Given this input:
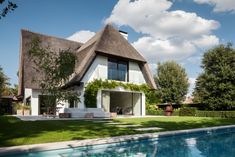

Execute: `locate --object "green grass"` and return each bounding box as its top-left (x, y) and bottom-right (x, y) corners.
top-left (0, 116), bottom-right (235, 147)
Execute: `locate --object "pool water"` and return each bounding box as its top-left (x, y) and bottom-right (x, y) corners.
top-left (6, 127), bottom-right (235, 157)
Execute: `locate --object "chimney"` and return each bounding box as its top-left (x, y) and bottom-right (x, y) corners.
top-left (119, 30), bottom-right (128, 40)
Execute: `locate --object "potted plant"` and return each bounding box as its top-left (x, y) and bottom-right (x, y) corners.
top-left (22, 105), bottom-right (31, 116)
top-left (15, 103), bottom-right (31, 116)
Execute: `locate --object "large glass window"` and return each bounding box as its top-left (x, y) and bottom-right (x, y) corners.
top-left (108, 59), bottom-right (128, 81)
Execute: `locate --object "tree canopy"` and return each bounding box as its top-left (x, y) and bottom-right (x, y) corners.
top-left (193, 44), bottom-right (235, 110)
top-left (155, 61), bottom-right (189, 104)
top-left (0, 66), bottom-right (10, 96)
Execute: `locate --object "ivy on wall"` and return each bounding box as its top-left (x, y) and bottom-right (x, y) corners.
top-left (84, 79), bottom-right (158, 108)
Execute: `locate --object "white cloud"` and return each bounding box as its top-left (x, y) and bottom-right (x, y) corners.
top-left (133, 36), bottom-right (196, 63)
top-left (192, 35), bottom-right (219, 49)
top-left (105, 0), bottom-right (219, 40)
top-left (194, 0), bottom-right (235, 13)
top-left (189, 77), bottom-right (196, 85)
top-left (67, 30), bottom-right (95, 43)
top-left (185, 56), bottom-right (202, 65)
top-left (105, 0), bottom-right (220, 64)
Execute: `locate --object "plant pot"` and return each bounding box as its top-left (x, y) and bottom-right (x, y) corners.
top-left (110, 112), bottom-right (117, 118)
top-left (17, 109), bottom-right (23, 115)
top-left (23, 109), bottom-right (31, 116)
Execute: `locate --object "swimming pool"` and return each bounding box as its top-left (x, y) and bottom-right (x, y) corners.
top-left (4, 126), bottom-right (235, 157)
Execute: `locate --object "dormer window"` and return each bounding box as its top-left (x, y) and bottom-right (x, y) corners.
top-left (108, 58), bottom-right (128, 82)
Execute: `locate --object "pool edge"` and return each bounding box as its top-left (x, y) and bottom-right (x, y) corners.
top-left (1, 124), bottom-right (235, 156)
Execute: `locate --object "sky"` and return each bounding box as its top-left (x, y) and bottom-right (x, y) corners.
top-left (0, 0), bottom-right (235, 95)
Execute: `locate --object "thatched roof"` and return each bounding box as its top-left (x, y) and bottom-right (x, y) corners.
top-left (67, 25), bottom-right (156, 89)
top-left (18, 30), bottom-right (82, 96)
top-left (18, 25), bottom-right (156, 96)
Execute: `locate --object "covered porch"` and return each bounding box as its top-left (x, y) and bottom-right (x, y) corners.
top-left (97, 88), bottom-right (145, 116)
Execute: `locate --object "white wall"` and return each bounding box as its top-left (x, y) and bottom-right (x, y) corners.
top-left (141, 93), bottom-right (146, 116)
top-left (31, 89), bottom-right (40, 115)
top-left (129, 61), bottom-right (146, 84)
top-left (133, 93), bottom-right (141, 116)
top-left (25, 88), bottom-right (39, 115)
top-left (81, 55), bottom-right (107, 84)
top-left (81, 55), bottom-right (146, 85)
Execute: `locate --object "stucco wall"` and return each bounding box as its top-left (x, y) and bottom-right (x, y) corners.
top-left (31, 90), bottom-right (41, 115)
top-left (129, 61), bottom-right (146, 84)
top-left (81, 55), bottom-right (146, 85)
top-left (81, 55), bottom-right (107, 84)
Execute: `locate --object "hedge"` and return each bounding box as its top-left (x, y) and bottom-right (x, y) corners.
top-left (179, 107), bottom-right (197, 116)
top-left (196, 111), bottom-right (235, 118)
top-left (146, 104), bottom-right (180, 116)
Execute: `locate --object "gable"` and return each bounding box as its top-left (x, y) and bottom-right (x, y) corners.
top-left (66, 25), bottom-right (156, 89)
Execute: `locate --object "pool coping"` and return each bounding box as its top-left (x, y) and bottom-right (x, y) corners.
top-left (1, 124), bottom-right (235, 155)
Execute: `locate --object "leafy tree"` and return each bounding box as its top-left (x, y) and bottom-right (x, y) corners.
top-left (155, 61), bottom-right (189, 104)
top-left (0, 66), bottom-right (9, 96)
top-left (193, 44), bottom-right (235, 110)
top-left (28, 37), bottom-right (80, 114)
top-left (0, 0), bottom-right (17, 19)
top-left (2, 84), bottom-right (18, 96)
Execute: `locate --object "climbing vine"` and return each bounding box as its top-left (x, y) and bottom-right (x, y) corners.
top-left (84, 79), bottom-right (158, 108)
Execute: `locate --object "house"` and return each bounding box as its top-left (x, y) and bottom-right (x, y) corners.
top-left (18, 25), bottom-right (156, 117)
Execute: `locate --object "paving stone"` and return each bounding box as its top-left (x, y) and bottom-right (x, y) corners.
top-left (92, 120), bottom-right (112, 123)
top-left (106, 122), bottom-right (124, 125)
top-left (134, 127), bottom-right (162, 131)
top-left (117, 124), bottom-right (142, 127)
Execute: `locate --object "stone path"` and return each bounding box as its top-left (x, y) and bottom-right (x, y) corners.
top-left (92, 120), bottom-right (113, 123)
top-left (106, 122), bottom-right (124, 125)
top-left (117, 124), bottom-right (142, 128)
top-left (134, 127), bottom-right (162, 131)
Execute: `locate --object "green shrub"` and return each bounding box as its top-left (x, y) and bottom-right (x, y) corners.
top-left (179, 107), bottom-right (197, 116)
top-left (146, 104), bottom-right (180, 116)
top-left (172, 109), bottom-right (180, 116)
top-left (146, 104), bottom-right (164, 115)
top-left (196, 111), bottom-right (235, 118)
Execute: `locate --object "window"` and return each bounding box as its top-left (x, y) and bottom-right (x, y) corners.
top-left (69, 99), bottom-right (78, 108)
top-left (108, 59), bottom-right (128, 81)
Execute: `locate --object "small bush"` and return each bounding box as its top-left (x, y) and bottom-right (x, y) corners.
top-left (179, 107), bottom-right (197, 116)
top-left (196, 111), bottom-right (235, 118)
top-left (146, 104), bottom-right (164, 115)
top-left (172, 109), bottom-right (180, 116)
top-left (146, 104), bottom-right (180, 116)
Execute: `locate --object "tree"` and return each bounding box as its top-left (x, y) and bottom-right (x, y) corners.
top-left (193, 44), bottom-right (235, 110)
top-left (2, 84), bottom-right (18, 96)
top-left (28, 37), bottom-right (80, 114)
top-left (0, 0), bottom-right (17, 19)
top-left (155, 61), bottom-right (189, 104)
top-left (0, 66), bottom-right (9, 96)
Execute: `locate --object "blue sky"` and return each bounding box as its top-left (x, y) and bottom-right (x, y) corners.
top-left (0, 0), bottom-right (235, 95)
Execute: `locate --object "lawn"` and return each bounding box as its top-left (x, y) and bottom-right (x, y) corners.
top-left (0, 116), bottom-right (235, 147)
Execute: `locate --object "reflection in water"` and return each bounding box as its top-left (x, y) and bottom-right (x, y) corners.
top-left (62, 129), bottom-right (235, 157)
top-left (8, 128), bottom-right (235, 157)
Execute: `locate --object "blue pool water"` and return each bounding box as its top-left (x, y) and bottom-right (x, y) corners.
top-left (5, 127), bottom-right (235, 157)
